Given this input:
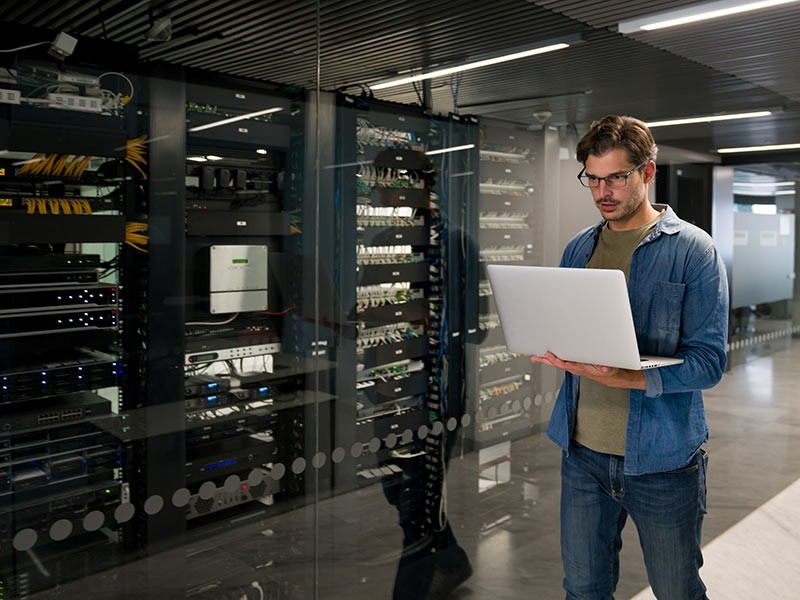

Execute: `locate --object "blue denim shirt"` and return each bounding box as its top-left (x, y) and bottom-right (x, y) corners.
top-left (546, 204), bottom-right (729, 475)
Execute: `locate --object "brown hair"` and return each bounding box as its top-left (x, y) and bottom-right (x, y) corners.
top-left (576, 115), bottom-right (658, 166)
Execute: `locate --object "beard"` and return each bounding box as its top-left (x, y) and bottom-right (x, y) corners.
top-left (595, 185), bottom-right (648, 225)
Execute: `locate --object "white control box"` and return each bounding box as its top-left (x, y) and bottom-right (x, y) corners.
top-left (209, 245), bottom-right (268, 314)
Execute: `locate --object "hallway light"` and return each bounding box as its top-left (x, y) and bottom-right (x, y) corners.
top-left (370, 43), bottom-right (571, 91)
top-left (733, 181), bottom-right (795, 187)
top-left (645, 111), bottom-right (772, 127)
top-left (717, 142), bottom-right (800, 153)
top-left (618, 0), bottom-right (798, 33)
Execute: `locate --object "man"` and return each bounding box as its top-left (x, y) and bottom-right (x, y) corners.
top-left (531, 115), bottom-right (729, 599)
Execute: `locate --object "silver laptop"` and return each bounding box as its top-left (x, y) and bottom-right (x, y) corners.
top-left (486, 265), bottom-right (684, 370)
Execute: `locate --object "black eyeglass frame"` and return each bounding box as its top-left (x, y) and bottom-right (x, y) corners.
top-left (577, 161), bottom-right (648, 189)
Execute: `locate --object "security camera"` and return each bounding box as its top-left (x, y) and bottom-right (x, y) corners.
top-left (532, 110), bottom-right (553, 123)
top-left (145, 16), bottom-right (172, 42)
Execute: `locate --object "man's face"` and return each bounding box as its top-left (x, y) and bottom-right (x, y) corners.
top-left (584, 148), bottom-right (652, 231)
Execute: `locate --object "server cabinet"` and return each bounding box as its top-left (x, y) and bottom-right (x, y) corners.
top-left (467, 118), bottom-right (547, 527)
top-left (0, 59), bottom-right (137, 597)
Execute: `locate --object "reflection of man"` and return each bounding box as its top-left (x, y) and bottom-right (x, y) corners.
top-left (532, 115), bottom-right (729, 598)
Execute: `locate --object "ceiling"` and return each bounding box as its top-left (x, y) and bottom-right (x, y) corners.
top-left (1, 0), bottom-right (799, 179)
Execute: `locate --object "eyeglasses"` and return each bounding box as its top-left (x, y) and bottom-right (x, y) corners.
top-left (577, 162), bottom-right (647, 189)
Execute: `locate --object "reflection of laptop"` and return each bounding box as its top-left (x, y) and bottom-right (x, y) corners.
top-left (486, 265), bottom-right (684, 370)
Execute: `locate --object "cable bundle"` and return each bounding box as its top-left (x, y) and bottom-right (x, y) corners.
top-left (125, 221), bottom-right (148, 253)
top-left (126, 135), bottom-right (148, 179)
top-left (17, 153), bottom-right (92, 177)
top-left (24, 198), bottom-right (93, 214)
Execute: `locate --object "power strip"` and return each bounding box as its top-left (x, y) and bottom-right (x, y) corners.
top-left (0, 88), bottom-right (21, 105)
top-left (47, 93), bottom-right (102, 113)
top-left (185, 342), bottom-right (281, 365)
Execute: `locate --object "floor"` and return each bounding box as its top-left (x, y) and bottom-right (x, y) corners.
top-left (19, 334), bottom-right (800, 599)
top-left (441, 335), bottom-right (800, 600)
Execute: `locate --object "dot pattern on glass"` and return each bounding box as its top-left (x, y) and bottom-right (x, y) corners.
top-left (248, 468), bottom-right (265, 487)
top-left (22, 382), bottom-right (578, 537)
top-left (199, 481), bottom-right (217, 501)
top-left (144, 495), bottom-right (164, 516)
top-left (172, 488), bottom-right (191, 507)
top-left (83, 510), bottom-right (105, 532)
top-left (115, 502), bottom-right (135, 524)
top-left (50, 519), bottom-right (73, 542)
top-left (13, 529), bottom-right (38, 551)
top-left (350, 442), bottom-right (363, 458)
top-left (271, 463), bottom-right (286, 480)
top-left (224, 475), bottom-right (241, 493)
top-left (312, 452), bottom-right (326, 469)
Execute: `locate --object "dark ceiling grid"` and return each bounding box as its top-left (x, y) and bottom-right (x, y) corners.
top-left (628, 15), bottom-right (800, 103)
top-left (0, 0), bottom-right (798, 173)
top-left (311, 0), bottom-right (583, 89)
top-left (530, 0), bottom-right (721, 29)
top-left (535, 0), bottom-right (800, 102)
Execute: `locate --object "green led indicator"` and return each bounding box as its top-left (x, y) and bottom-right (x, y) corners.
top-left (232, 259), bottom-right (249, 265)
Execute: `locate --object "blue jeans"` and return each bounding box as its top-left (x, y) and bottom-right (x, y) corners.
top-left (561, 442), bottom-right (709, 599)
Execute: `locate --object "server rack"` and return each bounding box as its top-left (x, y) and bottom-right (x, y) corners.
top-left (469, 119), bottom-right (546, 526)
top-left (334, 96), bottom-right (439, 483)
top-left (0, 62), bottom-right (136, 597)
top-left (181, 79), bottom-right (339, 528)
top-left (331, 97), bottom-right (481, 593)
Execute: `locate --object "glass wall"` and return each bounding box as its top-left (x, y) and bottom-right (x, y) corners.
top-left (0, 2), bottom-right (797, 599)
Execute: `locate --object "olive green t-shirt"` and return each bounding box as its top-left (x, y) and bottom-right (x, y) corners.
top-left (573, 211), bottom-right (664, 456)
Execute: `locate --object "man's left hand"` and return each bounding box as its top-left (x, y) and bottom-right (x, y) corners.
top-left (531, 352), bottom-right (646, 390)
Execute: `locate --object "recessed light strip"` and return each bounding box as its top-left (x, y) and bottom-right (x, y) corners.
top-left (718, 143), bottom-right (800, 154)
top-left (425, 144), bottom-right (475, 156)
top-left (188, 107), bottom-right (283, 132)
top-left (645, 111), bottom-right (771, 127)
top-left (371, 43), bottom-right (570, 91)
top-left (618, 0), bottom-right (798, 33)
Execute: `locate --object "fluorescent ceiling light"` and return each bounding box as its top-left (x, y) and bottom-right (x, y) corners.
top-left (645, 111), bottom-right (771, 127)
top-left (618, 0), bottom-right (798, 33)
top-left (425, 144), bottom-right (475, 156)
top-left (775, 190), bottom-right (796, 195)
top-left (733, 181), bottom-right (795, 187)
top-left (187, 156), bottom-right (208, 162)
top-left (370, 43), bottom-right (570, 91)
top-left (205, 155), bottom-right (223, 161)
top-left (717, 142), bottom-right (800, 153)
top-left (188, 107), bottom-right (282, 132)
